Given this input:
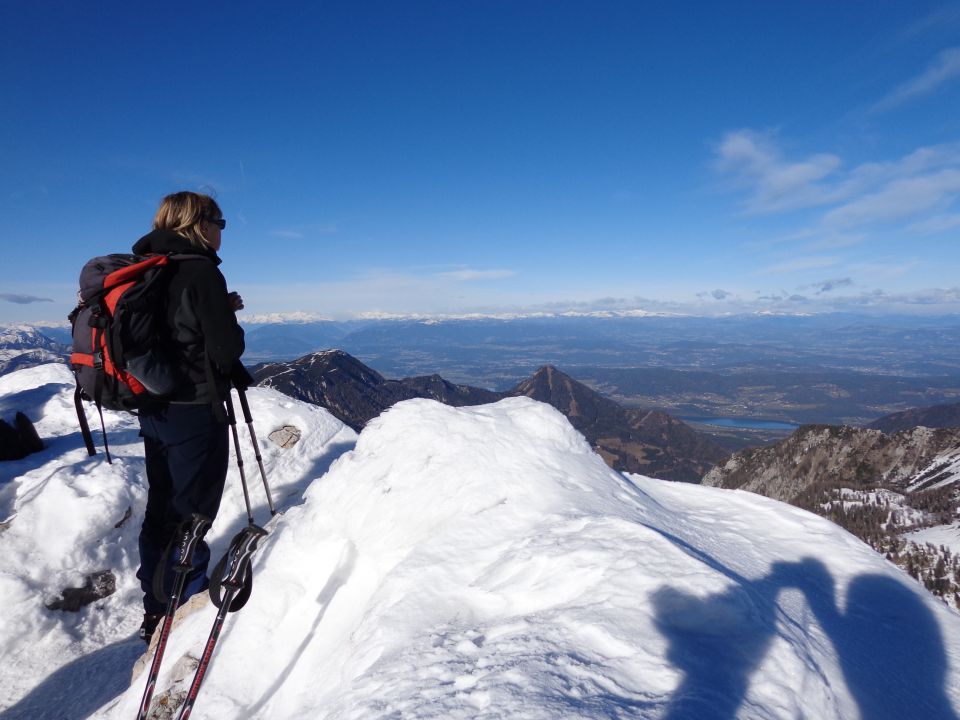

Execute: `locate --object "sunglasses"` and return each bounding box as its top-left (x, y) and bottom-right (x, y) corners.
top-left (207, 217), bottom-right (226, 229)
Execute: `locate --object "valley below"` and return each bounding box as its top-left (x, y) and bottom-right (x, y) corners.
top-left (241, 314), bottom-right (960, 448)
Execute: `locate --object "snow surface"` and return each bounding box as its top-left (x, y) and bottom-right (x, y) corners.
top-left (1, 364), bottom-right (960, 719)
top-left (905, 523), bottom-right (960, 557)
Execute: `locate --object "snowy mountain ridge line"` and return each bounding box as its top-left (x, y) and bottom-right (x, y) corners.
top-left (236, 309), bottom-right (681, 324)
top-left (907, 446), bottom-right (960, 492)
top-left (0, 364), bottom-right (959, 718)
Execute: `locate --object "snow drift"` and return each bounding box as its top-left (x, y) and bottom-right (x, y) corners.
top-left (1, 363), bottom-right (959, 719)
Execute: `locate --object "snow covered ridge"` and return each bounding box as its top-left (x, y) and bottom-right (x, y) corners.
top-left (0, 325), bottom-right (68, 377)
top-left (0, 325), bottom-right (66, 354)
top-left (2, 366), bottom-right (960, 718)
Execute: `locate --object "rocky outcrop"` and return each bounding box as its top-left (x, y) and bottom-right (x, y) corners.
top-left (253, 350), bottom-right (500, 431)
top-left (269, 425), bottom-right (302, 449)
top-left (702, 424), bottom-right (960, 502)
top-left (46, 570), bottom-right (116, 612)
top-left (0, 412), bottom-right (44, 461)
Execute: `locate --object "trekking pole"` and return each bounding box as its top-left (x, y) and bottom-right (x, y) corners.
top-left (175, 524), bottom-right (268, 720)
top-left (235, 385), bottom-right (277, 516)
top-left (224, 392), bottom-right (254, 526)
top-left (137, 514), bottom-right (211, 720)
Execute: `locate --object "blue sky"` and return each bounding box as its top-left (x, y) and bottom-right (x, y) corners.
top-left (2, 1), bottom-right (960, 323)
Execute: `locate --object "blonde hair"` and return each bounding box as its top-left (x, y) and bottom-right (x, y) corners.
top-left (152, 191), bottom-right (222, 250)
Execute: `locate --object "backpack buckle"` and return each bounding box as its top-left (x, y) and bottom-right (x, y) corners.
top-left (92, 351), bottom-right (104, 370)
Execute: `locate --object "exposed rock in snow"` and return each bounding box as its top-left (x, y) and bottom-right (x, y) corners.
top-left (46, 570), bottom-right (117, 612)
top-left (268, 425), bottom-right (302, 449)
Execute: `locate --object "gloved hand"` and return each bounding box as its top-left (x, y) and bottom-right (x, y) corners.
top-left (231, 362), bottom-right (254, 390)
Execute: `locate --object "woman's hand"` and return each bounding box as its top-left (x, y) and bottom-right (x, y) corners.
top-left (228, 291), bottom-right (244, 312)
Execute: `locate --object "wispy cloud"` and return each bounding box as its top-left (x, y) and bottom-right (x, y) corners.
top-left (848, 287), bottom-right (960, 307)
top-left (696, 289), bottom-right (734, 300)
top-left (714, 130), bottom-right (842, 214)
top-left (824, 169), bottom-right (960, 227)
top-left (872, 47), bottom-right (960, 112)
top-left (899, 6), bottom-right (960, 43)
top-left (907, 213), bottom-right (960, 234)
top-left (805, 278), bottom-right (853, 295)
top-left (758, 256), bottom-right (839, 275)
top-left (268, 222), bottom-right (338, 239)
top-left (435, 268), bottom-right (516, 281)
top-left (847, 258), bottom-right (923, 280)
top-left (0, 294), bottom-right (53, 305)
top-left (715, 133), bottom-right (960, 244)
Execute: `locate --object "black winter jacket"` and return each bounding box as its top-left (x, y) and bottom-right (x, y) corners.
top-left (132, 229), bottom-right (245, 404)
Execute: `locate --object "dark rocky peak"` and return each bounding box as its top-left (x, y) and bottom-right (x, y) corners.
top-left (398, 374), bottom-right (501, 406)
top-left (510, 365), bottom-right (728, 482)
top-left (294, 349), bottom-right (387, 386)
top-left (252, 351), bottom-right (494, 432)
top-left (510, 365), bottom-right (622, 423)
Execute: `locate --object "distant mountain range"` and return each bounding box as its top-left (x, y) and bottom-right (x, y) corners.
top-left (252, 350), bottom-right (729, 482)
top-left (9, 315), bottom-right (960, 430)
top-left (868, 401), bottom-right (960, 434)
top-left (0, 326), bottom-right (68, 376)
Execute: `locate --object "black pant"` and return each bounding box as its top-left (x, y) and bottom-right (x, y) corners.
top-left (137, 403), bottom-right (229, 614)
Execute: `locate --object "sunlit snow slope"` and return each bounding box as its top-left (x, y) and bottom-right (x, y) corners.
top-left (1, 363), bottom-right (959, 720)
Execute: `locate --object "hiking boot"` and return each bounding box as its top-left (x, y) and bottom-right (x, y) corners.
top-left (139, 613), bottom-right (163, 644)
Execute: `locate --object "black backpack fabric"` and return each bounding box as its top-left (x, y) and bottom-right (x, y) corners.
top-left (69, 252), bottom-right (207, 461)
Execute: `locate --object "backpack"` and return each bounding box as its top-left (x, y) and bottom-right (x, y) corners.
top-left (69, 252), bottom-right (207, 462)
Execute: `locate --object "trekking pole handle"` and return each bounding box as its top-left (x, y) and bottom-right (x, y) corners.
top-left (219, 524), bottom-right (268, 588)
top-left (174, 514), bottom-right (212, 572)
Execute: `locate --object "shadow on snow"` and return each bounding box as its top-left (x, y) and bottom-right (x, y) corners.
top-left (651, 540), bottom-right (958, 720)
top-left (0, 638), bottom-right (143, 720)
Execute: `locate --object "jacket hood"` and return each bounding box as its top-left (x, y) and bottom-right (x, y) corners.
top-left (132, 229), bottom-right (222, 265)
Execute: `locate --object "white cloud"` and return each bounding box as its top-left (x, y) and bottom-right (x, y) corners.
top-left (696, 289), bottom-right (734, 300)
top-left (716, 134), bottom-right (960, 245)
top-left (848, 287), bottom-right (960, 307)
top-left (715, 130), bottom-right (842, 213)
top-left (0, 294), bottom-right (53, 305)
top-left (824, 169), bottom-right (960, 228)
top-left (872, 47), bottom-right (960, 112)
top-left (806, 278), bottom-right (853, 295)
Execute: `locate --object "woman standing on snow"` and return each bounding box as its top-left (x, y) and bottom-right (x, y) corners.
top-left (133, 191), bottom-right (247, 643)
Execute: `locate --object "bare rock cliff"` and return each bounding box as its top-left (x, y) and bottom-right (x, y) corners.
top-left (702, 424), bottom-right (960, 502)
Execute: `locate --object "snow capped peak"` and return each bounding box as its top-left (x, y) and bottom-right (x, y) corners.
top-left (0, 324), bottom-right (60, 348)
top-left (237, 311), bottom-right (335, 325)
top-left (2, 366), bottom-right (960, 718)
